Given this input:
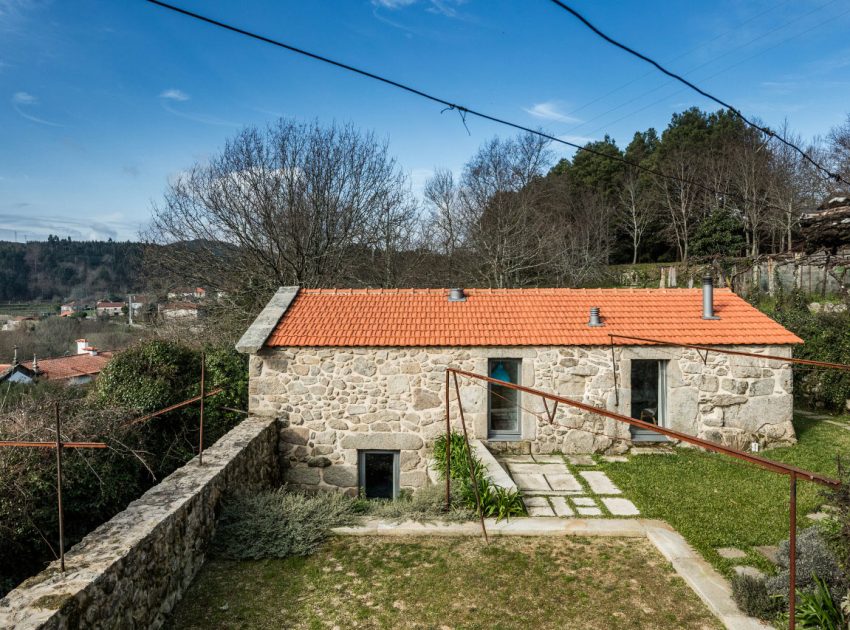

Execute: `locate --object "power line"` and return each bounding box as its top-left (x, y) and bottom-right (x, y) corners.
top-left (546, 0), bottom-right (848, 187)
top-left (144, 0), bottom-right (807, 215)
top-left (141, 1), bottom-right (717, 194)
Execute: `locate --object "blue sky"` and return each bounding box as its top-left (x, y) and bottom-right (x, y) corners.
top-left (1, 0), bottom-right (849, 242)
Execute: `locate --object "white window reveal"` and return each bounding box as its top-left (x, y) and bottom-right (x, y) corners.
top-left (358, 450), bottom-right (400, 499)
top-left (488, 359), bottom-right (521, 440)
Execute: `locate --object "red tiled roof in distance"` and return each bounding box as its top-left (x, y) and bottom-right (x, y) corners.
top-left (264, 288), bottom-right (802, 348)
top-left (20, 352), bottom-right (113, 381)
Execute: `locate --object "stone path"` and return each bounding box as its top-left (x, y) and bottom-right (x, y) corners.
top-left (499, 454), bottom-right (640, 518)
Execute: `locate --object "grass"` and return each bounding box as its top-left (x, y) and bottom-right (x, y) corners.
top-left (601, 414), bottom-right (850, 577)
top-left (167, 536), bottom-right (722, 630)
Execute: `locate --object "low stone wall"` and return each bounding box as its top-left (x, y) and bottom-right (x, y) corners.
top-left (0, 416), bottom-right (279, 630)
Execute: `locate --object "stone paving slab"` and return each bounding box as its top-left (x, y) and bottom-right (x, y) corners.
top-left (523, 496), bottom-right (550, 508)
top-left (528, 505), bottom-right (556, 517)
top-left (507, 463), bottom-right (558, 474)
top-left (601, 455), bottom-right (628, 463)
top-left (549, 497), bottom-right (574, 517)
top-left (577, 506), bottom-right (602, 516)
top-left (500, 455), bottom-right (537, 463)
top-left (717, 547), bottom-right (747, 560)
top-left (546, 473), bottom-right (583, 492)
top-left (601, 497), bottom-right (640, 516)
top-left (532, 454), bottom-right (565, 463)
top-left (513, 473), bottom-right (550, 491)
top-left (580, 471), bottom-right (622, 495)
top-left (573, 497), bottom-right (597, 507)
top-left (733, 566), bottom-right (765, 579)
top-left (567, 455), bottom-right (596, 466)
top-left (754, 545), bottom-right (779, 565)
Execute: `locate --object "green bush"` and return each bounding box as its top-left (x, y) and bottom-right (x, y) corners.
top-left (759, 293), bottom-right (850, 412)
top-left (432, 432), bottom-right (526, 520)
top-left (212, 488), bottom-right (357, 560)
top-left (730, 573), bottom-right (783, 619)
top-left (795, 574), bottom-right (846, 629)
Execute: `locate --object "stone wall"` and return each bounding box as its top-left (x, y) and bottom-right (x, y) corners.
top-left (248, 344), bottom-right (794, 493)
top-left (0, 416), bottom-right (279, 630)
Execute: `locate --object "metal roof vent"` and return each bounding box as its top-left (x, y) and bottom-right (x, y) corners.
top-left (702, 275), bottom-right (720, 320)
top-left (448, 288), bottom-right (467, 302)
top-left (588, 306), bottom-right (604, 327)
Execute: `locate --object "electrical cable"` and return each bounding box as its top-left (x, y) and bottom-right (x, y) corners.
top-left (144, 0), bottom-right (812, 217)
top-left (546, 0), bottom-right (848, 186)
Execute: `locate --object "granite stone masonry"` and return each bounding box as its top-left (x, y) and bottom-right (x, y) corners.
top-left (0, 416), bottom-right (279, 630)
top-left (250, 343), bottom-right (795, 493)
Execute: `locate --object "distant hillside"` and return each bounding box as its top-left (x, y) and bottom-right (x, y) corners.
top-left (0, 238), bottom-right (144, 301)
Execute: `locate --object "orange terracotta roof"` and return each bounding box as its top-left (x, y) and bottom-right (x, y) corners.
top-left (20, 352), bottom-right (113, 381)
top-left (264, 288), bottom-right (802, 348)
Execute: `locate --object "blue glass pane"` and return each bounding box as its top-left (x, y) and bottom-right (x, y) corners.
top-left (491, 362), bottom-right (511, 383)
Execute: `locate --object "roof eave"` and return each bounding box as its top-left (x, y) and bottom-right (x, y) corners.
top-left (236, 286), bottom-right (300, 354)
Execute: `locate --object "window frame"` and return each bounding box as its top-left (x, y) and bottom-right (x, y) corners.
top-left (487, 358), bottom-right (522, 440)
top-left (357, 449), bottom-right (400, 499)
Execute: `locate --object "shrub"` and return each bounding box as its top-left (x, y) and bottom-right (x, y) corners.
top-left (766, 527), bottom-right (846, 604)
top-left (730, 572), bottom-right (783, 619)
top-left (821, 458), bottom-right (850, 587)
top-left (211, 487), bottom-right (357, 560)
top-left (353, 483), bottom-right (474, 522)
top-left (432, 431), bottom-right (526, 521)
top-left (795, 574), bottom-right (846, 629)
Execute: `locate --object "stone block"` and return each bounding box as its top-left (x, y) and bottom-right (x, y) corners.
top-left (322, 465), bottom-right (357, 488)
top-left (601, 497), bottom-right (639, 516)
top-left (340, 432), bottom-right (424, 450)
top-left (413, 388), bottom-right (441, 410)
top-left (281, 426), bottom-right (309, 445)
top-left (400, 470), bottom-right (427, 487)
top-left (286, 466), bottom-right (320, 485)
top-left (710, 394), bottom-right (747, 407)
top-left (352, 357), bottom-right (376, 377)
top-left (386, 375), bottom-right (409, 395)
top-left (307, 456), bottom-right (332, 468)
top-left (749, 378), bottom-right (775, 396)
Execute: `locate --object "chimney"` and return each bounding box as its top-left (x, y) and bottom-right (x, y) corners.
top-left (448, 288), bottom-right (466, 302)
top-left (588, 306), bottom-right (604, 327)
top-left (76, 339), bottom-right (88, 355)
top-left (702, 276), bottom-right (719, 320)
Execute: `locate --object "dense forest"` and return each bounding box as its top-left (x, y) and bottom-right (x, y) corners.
top-left (0, 237), bottom-right (143, 302)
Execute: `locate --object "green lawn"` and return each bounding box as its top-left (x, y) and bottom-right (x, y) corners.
top-left (601, 414), bottom-right (850, 576)
top-left (168, 536), bottom-right (722, 630)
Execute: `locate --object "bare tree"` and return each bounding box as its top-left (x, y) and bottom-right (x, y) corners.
top-left (457, 133), bottom-right (553, 287)
top-left (145, 119), bottom-right (415, 322)
top-left (654, 145), bottom-right (704, 264)
top-left (828, 113), bottom-right (850, 193)
top-left (617, 166), bottom-right (654, 264)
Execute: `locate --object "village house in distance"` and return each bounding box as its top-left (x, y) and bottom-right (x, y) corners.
top-left (237, 280), bottom-right (801, 497)
top-left (0, 339), bottom-right (112, 386)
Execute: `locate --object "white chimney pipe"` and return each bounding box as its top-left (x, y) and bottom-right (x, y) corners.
top-left (76, 339), bottom-right (88, 355)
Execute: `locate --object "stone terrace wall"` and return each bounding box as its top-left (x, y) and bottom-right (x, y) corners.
top-left (0, 416), bottom-right (279, 630)
top-left (249, 344), bottom-right (794, 494)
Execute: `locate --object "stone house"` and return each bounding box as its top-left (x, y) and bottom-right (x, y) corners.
top-left (237, 283), bottom-right (801, 498)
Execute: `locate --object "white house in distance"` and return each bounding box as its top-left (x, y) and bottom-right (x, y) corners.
top-left (96, 301), bottom-right (125, 317)
top-left (237, 282), bottom-right (801, 498)
top-left (0, 339), bottom-right (112, 386)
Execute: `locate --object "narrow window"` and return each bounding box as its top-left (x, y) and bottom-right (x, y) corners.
top-left (358, 450), bottom-right (399, 499)
top-left (629, 359), bottom-right (668, 442)
top-left (488, 359), bottom-right (521, 439)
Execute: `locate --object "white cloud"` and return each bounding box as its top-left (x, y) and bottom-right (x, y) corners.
top-left (11, 91), bottom-right (62, 126)
top-left (159, 88), bottom-right (190, 101)
top-left (523, 101), bottom-right (581, 124)
top-left (371, 0), bottom-right (416, 8)
top-left (557, 134), bottom-right (597, 146)
top-left (12, 91), bottom-right (36, 104)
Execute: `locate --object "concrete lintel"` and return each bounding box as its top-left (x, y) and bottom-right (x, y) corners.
top-left (235, 286), bottom-right (299, 354)
top-left (471, 439), bottom-right (517, 492)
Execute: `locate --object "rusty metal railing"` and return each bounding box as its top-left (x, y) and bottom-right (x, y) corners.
top-left (445, 366), bottom-right (843, 629)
